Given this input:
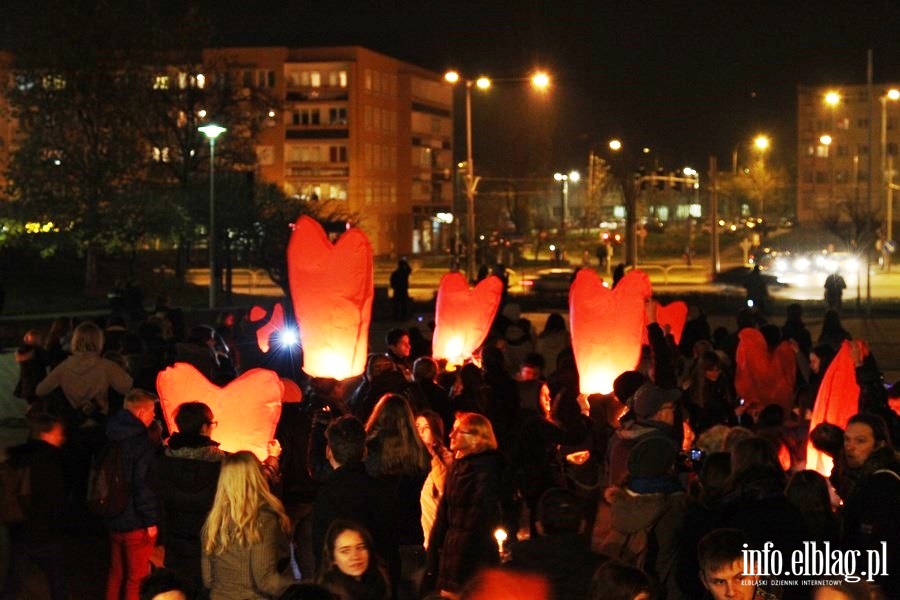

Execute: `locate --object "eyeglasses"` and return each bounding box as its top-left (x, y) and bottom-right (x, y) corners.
top-left (451, 428), bottom-right (475, 436)
top-left (206, 421), bottom-right (218, 428)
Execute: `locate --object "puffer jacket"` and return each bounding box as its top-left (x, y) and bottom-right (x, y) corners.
top-left (426, 449), bottom-right (509, 594)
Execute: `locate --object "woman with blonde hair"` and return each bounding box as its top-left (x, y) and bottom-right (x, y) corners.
top-left (424, 412), bottom-right (509, 596)
top-left (201, 451), bottom-right (295, 599)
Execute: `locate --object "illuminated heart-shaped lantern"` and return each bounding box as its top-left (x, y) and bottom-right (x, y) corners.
top-left (287, 216), bottom-right (373, 380)
top-left (656, 301), bottom-right (688, 345)
top-left (734, 328), bottom-right (796, 413)
top-left (248, 303), bottom-right (285, 353)
top-left (432, 273), bottom-right (503, 364)
top-left (569, 269), bottom-right (652, 394)
top-left (806, 341), bottom-right (861, 476)
top-left (157, 363), bottom-right (284, 461)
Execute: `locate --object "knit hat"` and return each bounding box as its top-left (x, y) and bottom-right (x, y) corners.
top-left (632, 383), bottom-right (680, 420)
top-left (613, 371), bottom-right (647, 404)
top-left (627, 436), bottom-right (678, 478)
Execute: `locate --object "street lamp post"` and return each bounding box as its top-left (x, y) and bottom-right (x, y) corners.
top-left (880, 89), bottom-right (900, 245)
top-left (553, 170), bottom-right (580, 240)
top-left (198, 123), bottom-right (227, 310)
top-left (753, 134), bottom-right (770, 219)
top-left (445, 70), bottom-right (550, 281)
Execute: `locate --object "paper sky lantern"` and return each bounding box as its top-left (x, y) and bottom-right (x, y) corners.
top-left (432, 273), bottom-right (503, 364)
top-left (287, 216), bottom-right (373, 380)
top-left (806, 341), bottom-right (861, 476)
top-left (734, 328), bottom-right (796, 414)
top-left (248, 303), bottom-right (285, 353)
top-left (157, 363), bottom-right (284, 461)
top-left (569, 269), bottom-right (652, 394)
top-left (656, 301), bottom-right (688, 345)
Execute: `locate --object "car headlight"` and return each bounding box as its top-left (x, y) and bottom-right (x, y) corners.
top-left (774, 258), bottom-right (788, 272)
top-left (843, 258), bottom-right (859, 273)
top-left (794, 257), bottom-right (810, 272)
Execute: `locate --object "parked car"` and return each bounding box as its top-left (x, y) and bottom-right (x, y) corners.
top-left (712, 266), bottom-right (786, 290)
top-left (520, 267), bottom-right (579, 295)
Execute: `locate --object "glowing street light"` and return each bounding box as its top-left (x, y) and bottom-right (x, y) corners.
top-left (824, 91), bottom-right (841, 106)
top-left (754, 135), bottom-right (770, 151)
top-left (554, 170), bottom-right (580, 238)
top-left (609, 139), bottom-right (622, 151)
top-left (445, 68), bottom-right (551, 281)
top-left (880, 88), bottom-right (900, 247)
top-left (198, 123), bottom-right (226, 309)
top-left (820, 134), bottom-right (833, 146)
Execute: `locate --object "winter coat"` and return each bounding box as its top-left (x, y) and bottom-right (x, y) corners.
top-left (312, 463), bottom-right (396, 571)
top-left (104, 407), bottom-right (159, 532)
top-left (149, 434), bottom-right (225, 583)
top-left (319, 567), bottom-right (391, 600)
top-left (201, 507), bottom-right (295, 600)
top-left (841, 447), bottom-right (900, 597)
top-left (426, 449), bottom-right (508, 593)
top-left (36, 351), bottom-right (133, 414)
top-left (363, 438), bottom-right (428, 547)
top-left (592, 484), bottom-right (686, 600)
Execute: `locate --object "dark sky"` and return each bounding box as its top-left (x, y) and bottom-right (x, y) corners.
top-left (9, 0), bottom-right (900, 178)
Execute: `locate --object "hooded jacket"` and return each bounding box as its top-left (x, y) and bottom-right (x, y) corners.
top-left (35, 352), bottom-right (132, 413)
top-left (105, 408), bottom-right (158, 532)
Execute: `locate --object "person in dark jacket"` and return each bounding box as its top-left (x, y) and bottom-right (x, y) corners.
top-left (425, 412), bottom-right (509, 596)
top-left (1, 412), bottom-right (67, 600)
top-left (149, 402), bottom-right (226, 586)
top-left (311, 416), bottom-right (395, 574)
top-left (507, 487), bottom-right (605, 600)
top-left (105, 389), bottom-right (161, 600)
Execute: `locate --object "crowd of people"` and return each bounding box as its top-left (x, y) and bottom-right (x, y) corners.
top-left (2, 292), bottom-right (899, 600)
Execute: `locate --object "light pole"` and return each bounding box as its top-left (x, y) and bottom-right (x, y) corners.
top-left (824, 91), bottom-right (841, 205)
top-left (445, 70), bottom-right (550, 281)
top-left (880, 89), bottom-right (900, 241)
top-left (198, 123), bottom-right (226, 310)
top-left (553, 170), bottom-right (580, 239)
top-left (752, 134), bottom-right (770, 219)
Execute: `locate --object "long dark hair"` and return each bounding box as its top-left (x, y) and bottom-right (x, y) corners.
top-left (318, 520), bottom-right (382, 583)
top-left (364, 394), bottom-right (429, 475)
top-left (416, 409), bottom-right (449, 463)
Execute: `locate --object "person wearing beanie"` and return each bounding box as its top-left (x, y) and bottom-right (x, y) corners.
top-left (592, 435), bottom-right (686, 600)
top-left (604, 382), bottom-right (682, 488)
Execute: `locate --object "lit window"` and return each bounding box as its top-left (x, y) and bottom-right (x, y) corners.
top-left (196, 73), bottom-right (205, 88)
top-left (310, 71), bottom-right (321, 87)
top-left (178, 72), bottom-right (188, 89)
top-left (153, 75), bottom-right (169, 90)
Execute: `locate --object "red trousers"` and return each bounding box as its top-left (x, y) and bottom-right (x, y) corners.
top-left (106, 528), bottom-right (157, 600)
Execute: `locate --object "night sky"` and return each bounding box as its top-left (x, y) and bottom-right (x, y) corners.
top-left (7, 0), bottom-right (900, 178)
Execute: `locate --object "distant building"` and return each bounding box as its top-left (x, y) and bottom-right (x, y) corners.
top-left (797, 83), bottom-right (900, 228)
top-left (0, 46), bottom-right (454, 256)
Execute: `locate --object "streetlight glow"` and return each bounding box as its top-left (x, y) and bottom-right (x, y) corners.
top-left (553, 172), bottom-right (564, 181)
top-left (889, 89), bottom-right (900, 101)
top-left (820, 134), bottom-right (832, 146)
top-left (531, 71), bottom-right (550, 89)
top-left (609, 139), bottom-right (622, 151)
top-left (199, 123), bottom-right (227, 309)
top-left (754, 135), bottom-right (770, 151)
top-left (475, 76), bottom-right (491, 90)
top-left (444, 70), bottom-right (460, 84)
top-left (569, 170), bottom-right (580, 182)
top-left (824, 91), bottom-right (841, 106)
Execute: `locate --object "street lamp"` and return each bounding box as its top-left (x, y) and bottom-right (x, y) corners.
top-left (198, 123), bottom-right (226, 310)
top-left (880, 88), bottom-right (900, 244)
top-left (752, 134), bottom-right (771, 219)
top-left (445, 69), bottom-right (549, 281)
top-left (754, 135), bottom-right (770, 151)
top-left (553, 170), bottom-right (580, 238)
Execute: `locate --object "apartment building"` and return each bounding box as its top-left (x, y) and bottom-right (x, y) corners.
top-left (204, 46), bottom-right (453, 256)
top-left (0, 46), bottom-right (453, 256)
top-left (797, 83), bottom-right (900, 226)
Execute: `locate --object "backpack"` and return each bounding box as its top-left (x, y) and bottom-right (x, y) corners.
top-left (87, 442), bottom-right (130, 518)
top-left (0, 460), bottom-right (32, 523)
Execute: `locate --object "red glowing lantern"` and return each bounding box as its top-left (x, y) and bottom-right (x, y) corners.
top-left (569, 269), bottom-right (652, 394)
top-left (287, 216), bottom-right (373, 379)
top-left (248, 303), bottom-right (285, 353)
top-left (806, 341), bottom-right (861, 476)
top-left (734, 328), bottom-right (796, 414)
top-left (656, 301), bottom-right (688, 345)
top-left (157, 363), bottom-right (283, 461)
top-left (432, 273), bottom-right (503, 364)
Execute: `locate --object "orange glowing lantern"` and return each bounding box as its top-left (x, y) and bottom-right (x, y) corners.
top-left (806, 341), bottom-right (862, 476)
top-left (432, 273), bottom-right (503, 364)
top-left (157, 363), bottom-right (283, 461)
top-left (287, 216), bottom-right (373, 379)
top-left (569, 269), bottom-right (652, 394)
top-left (656, 301), bottom-right (688, 345)
top-left (734, 327), bottom-right (796, 414)
top-left (248, 303), bottom-right (285, 353)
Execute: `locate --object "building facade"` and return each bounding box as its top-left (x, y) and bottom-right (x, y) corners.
top-left (797, 83), bottom-right (900, 227)
top-left (205, 46), bottom-right (453, 256)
